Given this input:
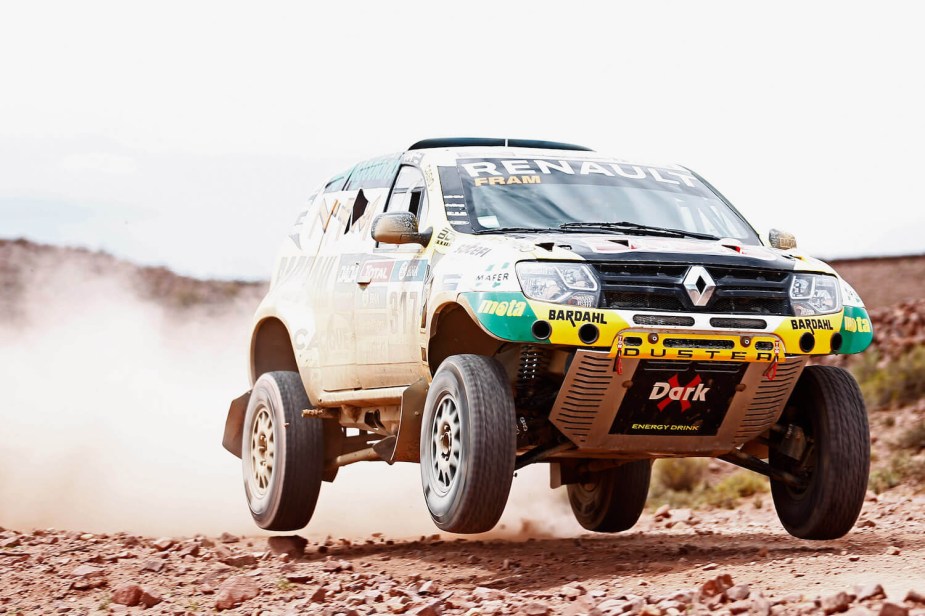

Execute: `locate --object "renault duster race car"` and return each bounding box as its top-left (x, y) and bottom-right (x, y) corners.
top-left (223, 138), bottom-right (874, 539)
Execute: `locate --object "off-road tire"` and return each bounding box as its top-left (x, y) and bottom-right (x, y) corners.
top-left (567, 460), bottom-right (652, 532)
top-left (242, 371), bottom-right (323, 531)
top-left (420, 354), bottom-right (516, 534)
top-left (770, 365), bottom-right (870, 540)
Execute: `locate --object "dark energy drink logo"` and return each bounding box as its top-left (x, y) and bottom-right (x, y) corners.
top-left (649, 374), bottom-right (710, 412)
top-left (610, 362), bottom-right (746, 436)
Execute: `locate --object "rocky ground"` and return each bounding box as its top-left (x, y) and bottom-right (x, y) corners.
top-left (3, 489), bottom-right (925, 616)
top-left (3, 241), bottom-right (925, 615)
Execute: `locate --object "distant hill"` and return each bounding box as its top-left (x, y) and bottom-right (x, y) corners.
top-left (2, 238), bottom-right (922, 363)
top-left (0, 238), bottom-right (266, 320)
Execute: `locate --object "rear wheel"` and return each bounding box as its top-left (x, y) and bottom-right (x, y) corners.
top-left (420, 355), bottom-right (516, 534)
top-left (567, 460), bottom-right (652, 532)
top-left (769, 365), bottom-right (870, 540)
top-left (242, 371), bottom-right (324, 531)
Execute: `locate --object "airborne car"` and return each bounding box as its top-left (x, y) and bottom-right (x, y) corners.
top-left (223, 138), bottom-right (874, 539)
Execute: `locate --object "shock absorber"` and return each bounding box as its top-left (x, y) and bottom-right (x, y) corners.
top-left (515, 345), bottom-right (551, 407)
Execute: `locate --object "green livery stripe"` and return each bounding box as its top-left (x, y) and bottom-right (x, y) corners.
top-left (839, 305), bottom-right (873, 354)
top-left (461, 292), bottom-right (542, 342)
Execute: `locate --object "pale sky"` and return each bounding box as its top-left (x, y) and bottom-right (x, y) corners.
top-left (1, 1), bottom-right (922, 279)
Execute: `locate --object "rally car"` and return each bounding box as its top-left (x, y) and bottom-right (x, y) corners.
top-left (222, 137), bottom-right (874, 539)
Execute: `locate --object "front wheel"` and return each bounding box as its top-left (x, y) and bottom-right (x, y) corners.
top-left (769, 365), bottom-right (870, 540)
top-left (567, 460), bottom-right (652, 532)
top-left (420, 355), bottom-right (516, 534)
top-left (242, 371), bottom-right (324, 531)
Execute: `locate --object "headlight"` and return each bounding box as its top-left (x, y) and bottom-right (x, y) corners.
top-left (516, 262), bottom-right (601, 307)
top-left (790, 274), bottom-right (841, 315)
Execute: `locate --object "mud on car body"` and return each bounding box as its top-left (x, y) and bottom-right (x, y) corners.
top-left (223, 137), bottom-right (874, 539)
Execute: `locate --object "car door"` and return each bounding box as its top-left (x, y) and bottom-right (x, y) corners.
top-left (355, 164), bottom-right (431, 389)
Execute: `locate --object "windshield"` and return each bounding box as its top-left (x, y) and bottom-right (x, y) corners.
top-left (438, 158), bottom-right (759, 243)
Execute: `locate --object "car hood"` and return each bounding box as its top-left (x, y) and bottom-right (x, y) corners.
top-left (501, 232), bottom-right (831, 273)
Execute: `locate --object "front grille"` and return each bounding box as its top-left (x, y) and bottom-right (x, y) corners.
top-left (592, 262), bottom-right (793, 316)
top-left (663, 338), bottom-right (735, 350)
top-left (710, 317), bottom-right (769, 329)
top-left (633, 314), bottom-right (696, 327)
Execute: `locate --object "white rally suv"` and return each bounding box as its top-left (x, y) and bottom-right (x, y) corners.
top-left (223, 138), bottom-right (873, 539)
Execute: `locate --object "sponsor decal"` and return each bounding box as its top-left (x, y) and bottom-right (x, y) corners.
top-left (393, 259), bottom-right (428, 282)
top-left (620, 347), bottom-right (775, 362)
top-left (547, 309), bottom-right (607, 326)
top-left (475, 262), bottom-right (512, 288)
top-left (357, 260), bottom-right (394, 284)
top-left (842, 316), bottom-right (871, 333)
top-left (336, 262), bottom-right (360, 284)
top-left (649, 374), bottom-right (709, 412)
top-left (790, 318), bottom-right (834, 331)
top-left (477, 299), bottom-right (526, 317)
top-left (358, 286), bottom-right (388, 309)
top-left (460, 159), bottom-right (698, 188)
top-left (839, 304), bottom-right (874, 354)
top-left (455, 243), bottom-right (492, 257)
top-left (434, 228), bottom-right (456, 248)
top-left (473, 175), bottom-right (542, 186)
top-left (475, 271), bottom-right (509, 283)
top-left (436, 273), bottom-right (462, 292)
top-left (463, 292), bottom-right (540, 341)
top-left (276, 255), bottom-right (313, 283)
top-left (610, 362), bottom-right (746, 436)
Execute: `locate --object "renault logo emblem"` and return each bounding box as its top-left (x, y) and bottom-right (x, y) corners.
top-left (683, 266), bottom-right (716, 307)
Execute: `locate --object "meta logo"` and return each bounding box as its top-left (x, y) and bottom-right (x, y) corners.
top-left (649, 374), bottom-right (710, 412)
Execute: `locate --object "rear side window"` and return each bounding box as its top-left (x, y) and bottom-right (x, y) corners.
top-left (344, 154), bottom-right (402, 191)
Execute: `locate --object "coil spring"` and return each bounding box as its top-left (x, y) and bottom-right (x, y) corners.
top-left (517, 345), bottom-right (551, 389)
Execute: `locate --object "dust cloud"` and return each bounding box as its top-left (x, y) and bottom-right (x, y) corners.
top-left (0, 255), bottom-right (580, 538)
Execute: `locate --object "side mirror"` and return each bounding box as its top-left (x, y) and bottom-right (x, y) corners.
top-left (371, 212), bottom-right (432, 246)
top-left (768, 228), bottom-right (797, 250)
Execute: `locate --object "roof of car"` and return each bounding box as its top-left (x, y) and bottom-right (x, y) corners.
top-left (407, 138), bottom-right (686, 172)
top-left (408, 137), bottom-right (593, 152)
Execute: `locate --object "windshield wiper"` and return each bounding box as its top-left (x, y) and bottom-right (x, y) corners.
top-left (559, 221), bottom-right (719, 241)
top-left (474, 226), bottom-right (570, 235)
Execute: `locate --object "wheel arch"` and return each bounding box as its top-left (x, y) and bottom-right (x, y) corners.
top-left (427, 302), bottom-right (503, 375)
top-left (225, 317), bottom-right (301, 460)
top-left (250, 316), bottom-right (299, 384)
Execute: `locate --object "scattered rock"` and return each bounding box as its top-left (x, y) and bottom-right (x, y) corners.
top-left (221, 553), bottom-right (258, 568)
top-left (524, 602), bottom-right (551, 615)
top-left (140, 558), bottom-right (165, 573)
top-left (140, 588), bottom-right (163, 608)
top-left (310, 586), bottom-right (327, 604)
top-left (69, 564), bottom-right (106, 589)
top-left (886, 546), bottom-right (901, 556)
top-left (0, 536), bottom-right (21, 549)
top-left (701, 574), bottom-right (735, 598)
top-left (726, 584), bottom-right (751, 602)
top-left (419, 580), bottom-right (439, 595)
top-left (905, 590), bottom-right (925, 605)
top-left (654, 505), bottom-right (671, 520)
top-left (878, 603), bottom-right (909, 616)
top-left (111, 584), bottom-right (143, 607)
top-left (214, 576), bottom-right (259, 611)
top-left (821, 592), bottom-right (852, 614)
top-left (267, 535), bottom-right (308, 558)
top-left (152, 537), bottom-right (174, 551)
top-left (857, 584), bottom-right (886, 602)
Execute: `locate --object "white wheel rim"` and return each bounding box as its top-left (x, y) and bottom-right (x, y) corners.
top-left (249, 406), bottom-right (275, 496)
top-left (429, 393), bottom-right (461, 497)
